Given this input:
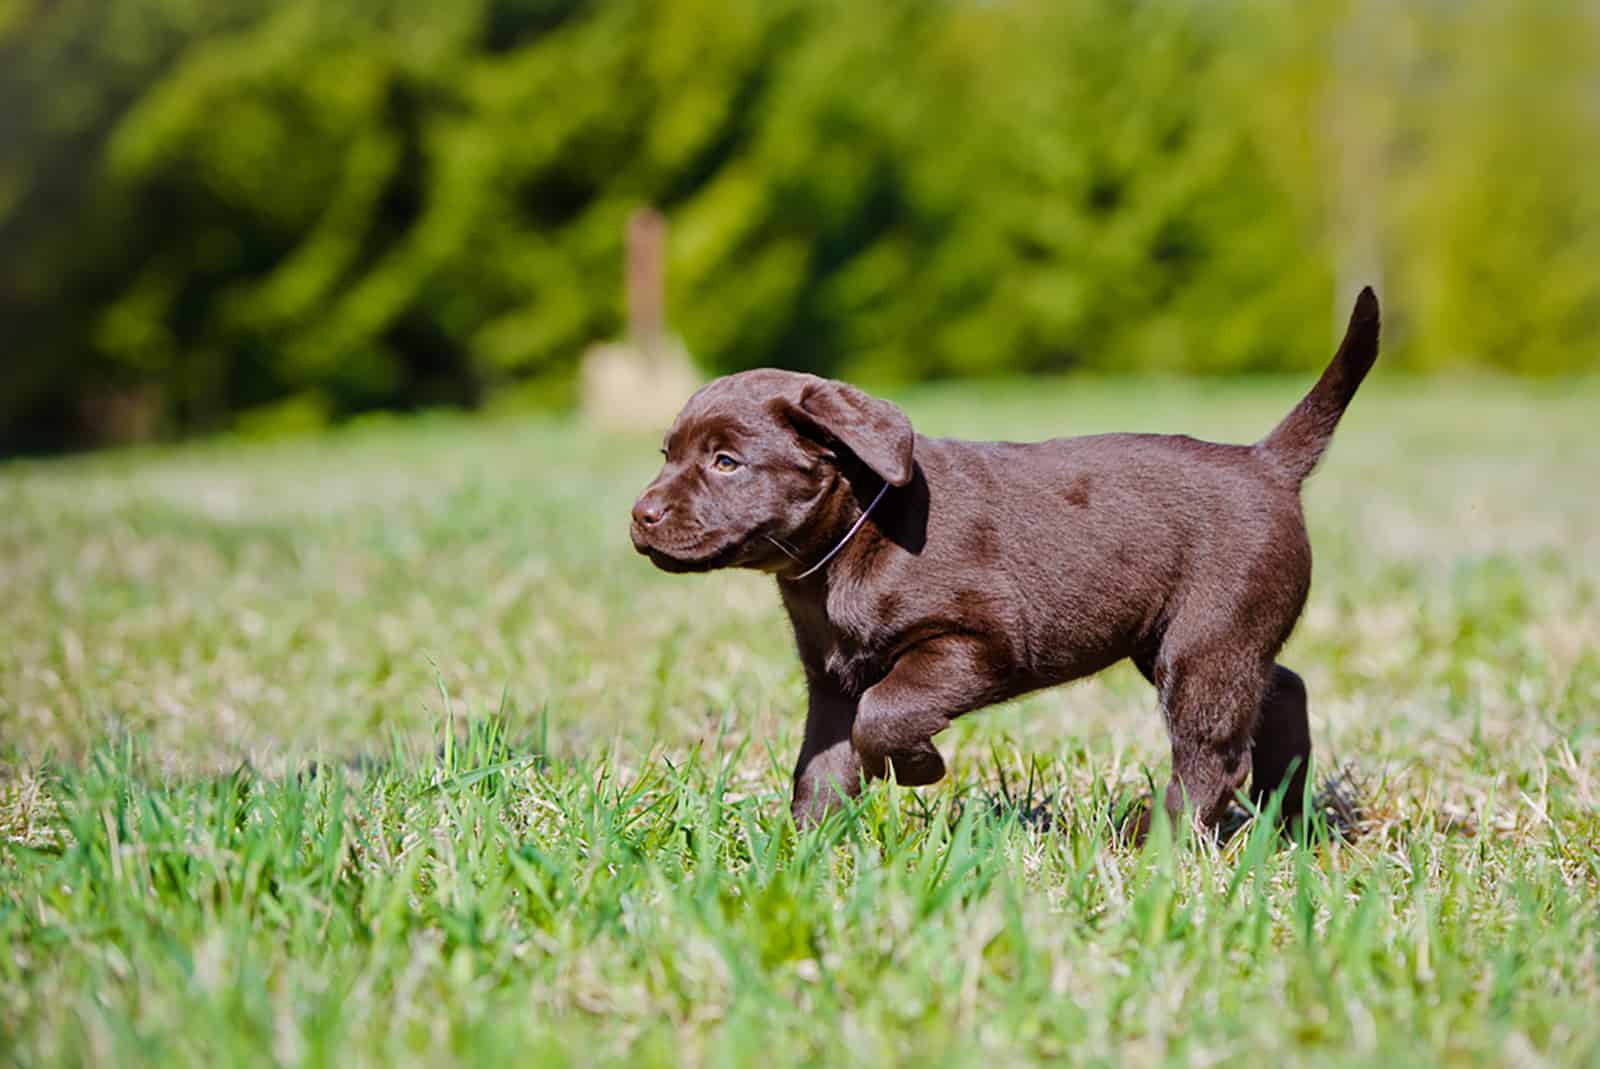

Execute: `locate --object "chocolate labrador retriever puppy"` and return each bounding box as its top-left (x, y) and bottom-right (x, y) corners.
top-left (632, 288), bottom-right (1379, 836)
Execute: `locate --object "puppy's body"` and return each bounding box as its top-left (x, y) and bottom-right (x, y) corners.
top-left (798, 431), bottom-right (1307, 693)
top-left (633, 290), bottom-right (1380, 834)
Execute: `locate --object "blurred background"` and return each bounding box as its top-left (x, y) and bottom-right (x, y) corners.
top-left (3, 0), bottom-right (1597, 454)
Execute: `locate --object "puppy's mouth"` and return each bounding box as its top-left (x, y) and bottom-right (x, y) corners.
top-left (631, 525), bottom-right (745, 573)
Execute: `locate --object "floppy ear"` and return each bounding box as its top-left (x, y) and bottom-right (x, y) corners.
top-left (786, 379), bottom-right (915, 487)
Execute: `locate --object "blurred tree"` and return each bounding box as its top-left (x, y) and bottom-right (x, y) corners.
top-left (1390, 3), bottom-right (1600, 374)
top-left (1, 0), bottom-right (1595, 451)
top-left (1, 0), bottom-right (276, 447)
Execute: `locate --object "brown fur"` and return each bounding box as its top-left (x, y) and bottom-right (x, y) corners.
top-left (631, 289), bottom-right (1380, 835)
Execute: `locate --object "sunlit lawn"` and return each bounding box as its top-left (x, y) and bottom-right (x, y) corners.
top-left (2, 376), bottom-right (1597, 1067)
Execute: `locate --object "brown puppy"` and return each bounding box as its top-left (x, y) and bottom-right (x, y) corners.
top-left (632, 289), bottom-right (1380, 835)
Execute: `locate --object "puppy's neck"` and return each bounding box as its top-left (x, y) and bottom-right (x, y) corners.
top-left (775, 471), bottom-right (886, 586)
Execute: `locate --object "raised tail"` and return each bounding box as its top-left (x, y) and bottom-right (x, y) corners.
top-left (1257, 287), bottom-right (1381, 483)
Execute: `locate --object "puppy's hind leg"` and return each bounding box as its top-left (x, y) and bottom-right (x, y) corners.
top-left (1250, 664), bottom-right (1312, 823)
top-left (1156, 646), bottom-right (1269, 834)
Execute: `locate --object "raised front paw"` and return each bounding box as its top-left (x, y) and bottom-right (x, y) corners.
top-left (884, 738), bottom-right (947, 786)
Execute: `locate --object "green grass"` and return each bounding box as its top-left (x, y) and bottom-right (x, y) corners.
top-left (3, 376), bottom-right (1598, 1067)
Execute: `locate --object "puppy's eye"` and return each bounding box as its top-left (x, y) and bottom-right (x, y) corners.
top-left (712, 453), bottom-right (741, 473)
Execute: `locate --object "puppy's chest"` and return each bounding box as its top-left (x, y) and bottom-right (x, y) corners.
top-left (820, 629), bottom-right (892, 696)
top-left (780, 585), bottom-right (903, 695)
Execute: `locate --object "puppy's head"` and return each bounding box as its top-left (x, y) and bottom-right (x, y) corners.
top-left (630, 369), bottom-right (914, 574)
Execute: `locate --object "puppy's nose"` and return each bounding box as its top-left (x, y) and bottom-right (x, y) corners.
top-left (633, 497), bottom-right (669, 527)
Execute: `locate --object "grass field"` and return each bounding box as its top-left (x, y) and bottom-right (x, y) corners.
top-left (2, 377), bottom-right (1598, 1067)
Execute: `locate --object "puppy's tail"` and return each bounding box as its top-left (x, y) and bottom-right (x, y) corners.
top-left (1257, 287), bottom-right (1381, 483)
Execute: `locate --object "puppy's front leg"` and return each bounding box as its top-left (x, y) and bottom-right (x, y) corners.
top-left (853, 636), bottom-right (1002, 787)
top-left (791, 682), bottom-right (863, 827)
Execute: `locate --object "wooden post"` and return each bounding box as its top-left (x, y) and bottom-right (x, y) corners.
top-left (627, 207), bottom-right (666, 368)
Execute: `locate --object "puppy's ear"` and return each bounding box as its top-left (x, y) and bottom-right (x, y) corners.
top-left (784, 380), bottom-right (915, 487)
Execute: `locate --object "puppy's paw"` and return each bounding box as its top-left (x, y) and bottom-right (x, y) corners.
top-left (790, 794), bottom-right (832, 830)
top-left (886, 739), bottom-right (947, 786)
top-left (791, 782), bottom-right (855, 830)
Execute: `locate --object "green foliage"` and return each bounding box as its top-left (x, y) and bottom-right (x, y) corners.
top-left (2, 0), bottom-right (1597, 449)
top-left (8, 731), bottom-right (1599, 1067)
